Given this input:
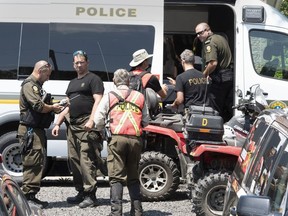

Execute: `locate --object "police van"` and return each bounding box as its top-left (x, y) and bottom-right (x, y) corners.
top-left (0, 0), bottom-right (287, 191)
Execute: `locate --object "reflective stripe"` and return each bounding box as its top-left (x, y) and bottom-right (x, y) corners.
top-left (109, 90), bottom-right (144, 136)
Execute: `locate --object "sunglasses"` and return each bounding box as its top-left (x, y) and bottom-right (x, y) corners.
top-left (73, 50), bottom-right (87, 57)
top-left (196, 29), bottom-right (207, 36)
top-left (73, 50), bottom-right (88, 62)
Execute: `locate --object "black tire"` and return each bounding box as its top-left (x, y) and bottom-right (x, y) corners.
top-left (192, 172), bottom-right (229, 216)
top-left (139, 151), bottom-right (180, 201)
top-left (0, 131), bottom-right (49, 183)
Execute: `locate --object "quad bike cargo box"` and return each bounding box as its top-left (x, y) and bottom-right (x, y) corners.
top-left (185, 105), bottom-right (224, 142)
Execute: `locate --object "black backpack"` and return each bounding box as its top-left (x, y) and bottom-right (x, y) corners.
top-left (129, 71), bottom-right (149, 94)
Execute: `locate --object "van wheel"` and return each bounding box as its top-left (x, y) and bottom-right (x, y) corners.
top-left (0, 131), bottom-right (49, 183)
top-left (139, 151), bottom-right (180, 201)
top-left (192, 172), bottom-right (229, 216)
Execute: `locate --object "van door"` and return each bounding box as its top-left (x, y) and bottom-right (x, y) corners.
top-left (234, 0), bottom-right (288, 105)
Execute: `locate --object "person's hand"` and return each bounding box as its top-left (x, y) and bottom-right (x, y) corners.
top-left (167, 77), bottom-right (176, 86)
top-left (84, 119), bottom-right (95, 132)
top-left (52, 103), bottom-right (64, 113)
top-left (162, 83), bottom-right (168, 92)
top-left (51, 124), bottom-right (60, 136)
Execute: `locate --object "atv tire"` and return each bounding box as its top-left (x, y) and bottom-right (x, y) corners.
top-left (192, 172), bottom-right (229, 216)
top-left (139, 151), bottom-right (180, 201)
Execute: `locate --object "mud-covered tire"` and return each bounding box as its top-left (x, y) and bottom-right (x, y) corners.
top-left (0, 131), bottom-right (49, 183)
top-left (192, 172), bottom-right (229, 216)
top-left (139, 151), bottom-right (180, 201)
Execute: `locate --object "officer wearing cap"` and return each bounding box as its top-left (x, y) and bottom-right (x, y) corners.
top-left (129, 49), bottom-right (168, 99)
top-left (195, 22), bottom-right (234, 122)
top-left (18, 60), bottom-right (63, 208)
top-left (94, 68), bottom-right (149, 216)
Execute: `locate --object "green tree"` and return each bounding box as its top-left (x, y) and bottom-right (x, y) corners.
top-left (280, 0), bottom-right (288, 17)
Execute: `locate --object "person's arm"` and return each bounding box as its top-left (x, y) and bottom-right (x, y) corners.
top-left (94, 94), bottom-right (109, 131)
top-left (85, 93), bottom-right (103, 131)
top-left (171, 91), bottom-right (184, 108)
top-left (157, 84), bottom-right (168, 99)
top-left (51, 107), bottom-right (69, 137)
top-left (203, 60), bottom-right (217, 77)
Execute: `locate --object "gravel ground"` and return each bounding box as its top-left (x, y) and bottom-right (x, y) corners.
top-left (37, 179), bottom-right (195, 216)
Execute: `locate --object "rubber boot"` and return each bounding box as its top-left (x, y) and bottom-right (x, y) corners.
top-left (128, 183), bottom-right (143, 216)
top-left (110, 182), bottom-right (123, 216)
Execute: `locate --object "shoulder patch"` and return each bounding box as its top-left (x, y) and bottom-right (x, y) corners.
top-left (206, 45), bottom-right (211, 53)
top-left (32, 85), bottom-right (39, 93)
top-left (204, 39), bottom-right (211, 44)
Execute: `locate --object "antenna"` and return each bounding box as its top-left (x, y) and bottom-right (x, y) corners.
top-left (97, 41), bottom-right (110, 81)
top-left (202, 76), bottom-right (210, 114)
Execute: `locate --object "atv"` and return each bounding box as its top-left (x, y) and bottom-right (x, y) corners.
top-left (138, 84), bottom-right (273, 216)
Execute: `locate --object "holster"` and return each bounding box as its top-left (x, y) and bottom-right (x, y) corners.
top-left (20, 128), bottom-right (34, 154)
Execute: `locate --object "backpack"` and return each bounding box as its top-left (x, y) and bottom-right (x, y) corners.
top-left (129, 71), bottom-right (161, 119)
top-left (128, 71), bottom-right (149, 94)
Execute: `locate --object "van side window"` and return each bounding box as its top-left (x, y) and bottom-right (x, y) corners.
top-left (250, 30), bottom-right (288, 80)
top-left (0, 23), bottom-right (155, 81)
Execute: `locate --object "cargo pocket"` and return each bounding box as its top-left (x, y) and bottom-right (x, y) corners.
top-left (22, 149), bottom-right (42, 167)
top-left (106, 154), bottom-right (114, 178)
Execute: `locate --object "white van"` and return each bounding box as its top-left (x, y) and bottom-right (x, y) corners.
top-left (0, 0), bottom-right (287, 201)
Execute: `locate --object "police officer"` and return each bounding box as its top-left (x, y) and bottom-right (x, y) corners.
top-left (171, 49), bottom-right (208, 109)
top-left (51, 50), bottom-right (104, 208)
top-left (94, 69), bottom-right (150, 216)
top-left (195, 22), bottom-right (234, 122)
top-left (18, 60), bottom-right (63, 208)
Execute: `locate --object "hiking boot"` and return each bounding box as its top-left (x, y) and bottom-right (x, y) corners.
top-left (67, 192), bottom-right (84, 204)
top-left (25, 194), bottom-right (49, 209)
top-left (79, 195), bottom-right (97, 208)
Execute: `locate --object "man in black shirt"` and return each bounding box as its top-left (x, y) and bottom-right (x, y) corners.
top-left (51, 50), bottom-right (104, 208)
top-left (171, 49), bottom-right (208, 109)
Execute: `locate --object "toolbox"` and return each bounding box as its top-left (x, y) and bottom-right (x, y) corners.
top-left (185, 105), bottom-right (224, 142)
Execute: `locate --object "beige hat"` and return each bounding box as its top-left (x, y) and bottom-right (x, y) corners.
top-left (129, 49), bottom-right (153, 67)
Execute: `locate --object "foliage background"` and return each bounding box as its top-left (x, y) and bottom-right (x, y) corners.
top-left (280, 0), bottom-right (288, 16)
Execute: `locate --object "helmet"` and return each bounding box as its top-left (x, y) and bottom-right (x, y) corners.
top-left (145, 87), bottom-right (160, 113)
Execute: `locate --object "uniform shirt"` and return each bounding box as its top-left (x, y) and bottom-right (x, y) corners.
top-left (94, 85), bottom-right (150, 132)
top-left (19, 75), bottom-right (45, 113)
top-left (175, 68), bottom-right (208, 107)
top-left (66, 72), bottom-right (104, 119)
top-left (204, 34), bottom-right (232, 70)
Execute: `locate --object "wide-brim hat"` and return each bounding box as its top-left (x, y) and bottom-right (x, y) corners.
top-left (129, 49), bottom-right (153, 67)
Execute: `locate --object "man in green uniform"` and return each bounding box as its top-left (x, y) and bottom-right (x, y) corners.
top-left (51, 50), bottom-right (104, 208)
top-left (94, 69), bottom-right (149, 216)
top-left (195, 22), bottom-right (234, 122)
top-left (18, 60), bottom-right (63, 208)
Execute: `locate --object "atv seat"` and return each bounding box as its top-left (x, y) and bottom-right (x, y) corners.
top-left (149, 113), bottom-right (184, 132)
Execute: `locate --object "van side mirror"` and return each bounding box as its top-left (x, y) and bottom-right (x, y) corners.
top-left (231, 195), bottom-right (272, 216)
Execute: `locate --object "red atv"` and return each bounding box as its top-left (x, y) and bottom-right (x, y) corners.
top-left (139, 105), bottom-right (241, 216)
top-left (138, 84), bottom-right (270, 216)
